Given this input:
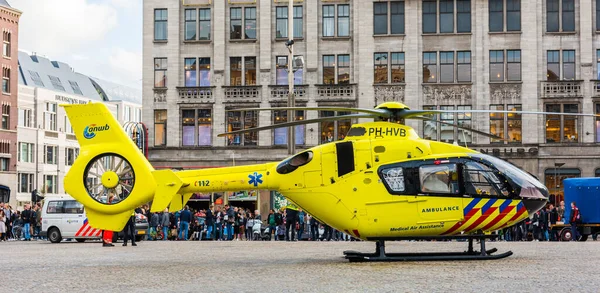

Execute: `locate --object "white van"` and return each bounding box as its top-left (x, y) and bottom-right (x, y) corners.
top-left (41, 195), bottom-right (149, 243)
top-left (41, 195), bottom-right (103, 243)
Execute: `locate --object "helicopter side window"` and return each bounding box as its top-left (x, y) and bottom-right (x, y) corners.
top-left (380, 167), bottom-right (405, 192)
top-left (462, 161), bottom-right (508, 197)
top-left (419, 164), bottom-right (459, 194)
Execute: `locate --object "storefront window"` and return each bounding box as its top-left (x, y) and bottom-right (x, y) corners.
top-left (544, 168), bottom-right (580, 205)
top-left (319, 111), bottom-right (351, 143)
top-left (226, 110), bottom-right (258, 146)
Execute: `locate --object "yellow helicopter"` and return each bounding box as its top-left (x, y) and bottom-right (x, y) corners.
top-left (62, 102), bottom-right (597, 262)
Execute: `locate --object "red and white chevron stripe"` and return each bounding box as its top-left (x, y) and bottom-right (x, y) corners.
top-left (75, 219), bottom-right (102, 237)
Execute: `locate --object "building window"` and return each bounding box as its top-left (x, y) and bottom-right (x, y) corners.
top-left (544, 168), bottom-right (580, 203)
top-left (374, 53), bottom-right (389, 84)
top-left (440, 52), bottom-right (454, 83)
top-left (230, 7), bottom-right (256, 40)
top-left (2, 31), bottom-right (10, 57)
top-left (154, 9), bottom-right (168, 41)
top-left (154, 58), bottom-right (167, 88)
top-left (489, 0), bottom-right (521, 32)
top-left (68, 81), bottom-right (83, 95)
top-left (44, 102), bottom-right (57, 131)
top-left (276, 56), bottom-right (303, 85)
top-left (1, 104), bottom-right (8, 130)
top-left (28, 70), bottom-right (44, 87)
top-left (64, 115), bottom-right (74, 133)
top-left (45, 145), bottom-right (58, 165)
top-left (154, 110), bottom-right (167, 147)
top-left (391, 52), bottom-right (406, 83)
top-left (545, 104), bottom-right (579, 143)
top-left (0, 158), bottom-right (7, 171)
top-left (276, 6), bottom-right (303, 38)
top-left (182, 109), bottom-right (212, 147)
top-left (323, 4), bottom-right (349, 37)
top-left (18, 108), bottom-right (32, 128)
top-left (374, 1), bottom-right (405, 35)
top-left (65, 148), bottom-right (79, 166)
top-left (423, 52), bottom-right (437, 83)
top-left (547, 0), bottom-right (575, 32)
top-left (322, 55), bottom-right (350, 84)
top-left (226, 110), bottom-right (258, 146)
top-left (489, 104), bottom-right (522, 143)
top-left (184, 58), bottom-right (197, 87)
top-left (18, 173), bottom-right (34, 193)
top-left (230, 57), bottom-right (256, 86)
top-left (490, 50), bottom-right (522, 81)
top-left (0, 141), bottom-right (8, 154)
top-left (423, 0), bottom-right (437, 33)
top-left (273, 110), bottom-right (305, 145)
top-left (547, 50), bottom-right (575, 81)
top-left (423, 105), bottom-right (473, 143)
top-left (597, 0), bottom-right (600, 31)
top-left (48, 75), bottom-right (65, 91)
top-left (423, 0), bottom-right (471, 34)
top-left (456, 51), bottom-right (471, 82)
top-left (595, 103), bottom-right (600, 143)
top-left (185, 9), bottom-right (197, 41)
top-left (562, 50), bottom-right (575, 80)
top-left (320, 111), bottom-right (351, 143)
top-left (45, 175), bottom-right (58, 194)
top-left (2, 67), bottom-right (8, 94)
top-left (184, 8), bottom-right (211, 41)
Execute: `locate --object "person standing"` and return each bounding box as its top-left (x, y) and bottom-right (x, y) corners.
top-left (21, 204), bottom-right (32, 241)
top-left (310, 215), bottom-right (319, 241)
top-left (205, 205), bottom-right (214, 240)
top-left (0, 209), bottom-right (6, 241)
top-left (557, 201), bottom-right (566, 222)
top-left (123, 209), bottom-right (137, 247)
top-left (267, 209), bottom-right (277, 241)
top-left (548, 204), bottom-right (559, 241)
top-left (285, 207), bottom-right (298, 241)
top-left (179, 205), bottom-right (192, 241)
top-left (159, 208), bottom-right (170, 241)
top-left (569, 202), bottom-right (581, 241)
top-left (297, 209), bottom-right (305, 241)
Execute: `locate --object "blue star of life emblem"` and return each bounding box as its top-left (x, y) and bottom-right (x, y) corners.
top-left (248, 172), bottom-right (263, 187)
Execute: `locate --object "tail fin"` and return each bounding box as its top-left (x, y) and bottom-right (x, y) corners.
top-left (62, 103), bottom-right (179, 231)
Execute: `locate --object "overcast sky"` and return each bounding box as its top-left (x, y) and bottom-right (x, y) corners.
top-left (12, 0), bottom-right (142, 90)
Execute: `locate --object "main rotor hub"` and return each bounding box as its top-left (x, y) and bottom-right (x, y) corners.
top-left (101, 171), bottom-right (120, 189)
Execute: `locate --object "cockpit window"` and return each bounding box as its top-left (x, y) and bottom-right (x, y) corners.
top-left (276, 151), bottom-right (313, 174)
top-left (463, 161), bottom-right (508, 197)
top-left (419, 164), bottom-right (459, 194)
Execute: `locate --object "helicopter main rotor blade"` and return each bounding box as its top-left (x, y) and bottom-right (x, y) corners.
top-left (412, 116), bottom-right (510, 142)
top-left (225, 107), bottom-right (391, 118)
top-left (217, 114), bottom-right (377, 137)
top-left (401, 109), bottom-right (600, 120)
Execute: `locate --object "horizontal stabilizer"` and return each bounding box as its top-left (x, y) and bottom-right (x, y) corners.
top-left (169, 193), bottom-right (193, 212)
top-left (86, 208), bottom-right (132, 232)
top-left (151, 169), bottom-right (184, 213)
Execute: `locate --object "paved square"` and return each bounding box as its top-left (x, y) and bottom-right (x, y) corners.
top-left (2, 240), bottom-right (599, 292)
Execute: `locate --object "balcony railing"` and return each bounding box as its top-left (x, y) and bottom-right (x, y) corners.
top-left (315, 84), bottom-right (356, 101)
top-left (268, 85), bottom-right (308, 100)
top-left (541, 81), bottom-right (582, 98)
top-left (222, 85), bottom-right (262, 103)
top-left (153, 88), bottom-right (167, 103)
top-left (177, 86), bottom-right (214, 103)
top-left (593, 81), bottom-right (600, 97)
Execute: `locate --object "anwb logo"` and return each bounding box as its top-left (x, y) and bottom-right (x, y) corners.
top-left (83, 124), bottom-right (110, 139)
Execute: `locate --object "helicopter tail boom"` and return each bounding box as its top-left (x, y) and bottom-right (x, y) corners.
top-left (62, 102), bottom-right (183, 231)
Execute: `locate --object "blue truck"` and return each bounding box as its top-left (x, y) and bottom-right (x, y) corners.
top-left (550, 178), bottom-right (600, 241)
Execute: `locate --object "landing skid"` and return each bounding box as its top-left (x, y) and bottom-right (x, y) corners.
top-left (344, 235), bottom-right (512, 262)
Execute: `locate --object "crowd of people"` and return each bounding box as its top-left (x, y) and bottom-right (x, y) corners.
top-left (0, 202), bottom-right (44, 242)
top-left (138, 204), bottom-right (357, 242)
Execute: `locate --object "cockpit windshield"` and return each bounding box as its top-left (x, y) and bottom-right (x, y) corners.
top-left (470, 154), bottom-right (549, 199)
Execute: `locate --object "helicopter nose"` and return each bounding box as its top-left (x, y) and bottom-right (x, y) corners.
top-left (518, 186), bottom-right (549, 215)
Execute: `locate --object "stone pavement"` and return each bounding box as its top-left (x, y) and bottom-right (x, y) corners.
top-left (1, 240), bottom-right (599, 292)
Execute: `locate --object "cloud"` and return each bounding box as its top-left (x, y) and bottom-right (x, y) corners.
top-left (108, 47), bottom-right (142, 85)
top-left (109, 0), bottom-right (139, 9)
top-left (13, 0), bottom-right (118, 56)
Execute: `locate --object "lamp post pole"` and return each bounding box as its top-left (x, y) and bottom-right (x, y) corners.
top-left (287, 0), bottom-right (295, 155)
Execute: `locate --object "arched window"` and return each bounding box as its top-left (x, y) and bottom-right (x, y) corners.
top-left (2, 67), bottom-right (9, 94)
